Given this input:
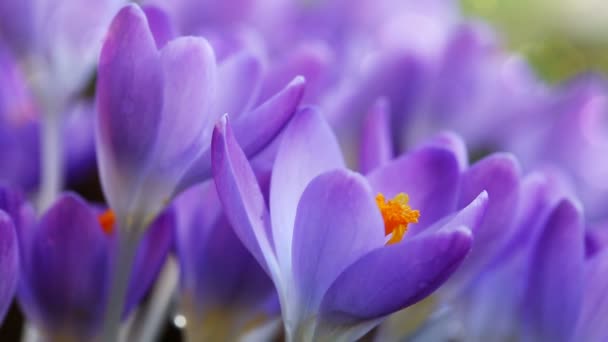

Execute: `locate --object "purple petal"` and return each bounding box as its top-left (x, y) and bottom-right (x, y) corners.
top-left (0, 1), bottom-right (35, 54)
top-left (124, 207), bottom-right (174, 316)
top-left (142, 5), bottom-right (176, 48)
top-left (96, 4), bottom-right (163, 212)
top-left (154, 36), bottom-right (217, 170)
top-left (175, 183), bottom-right (272, 310)
top-left (523, 199), bottom-right (584, 342)
top-left (20, 194), bottom-right (110, 337)
top-left (320, 226), bottom-right (472, 324)
top-left (360, 98), bottom-right (393, 174)
top-left (211, 116), bottom-right (277, 278)
top-left (421, 132), bottom-right (468, 170)
top-left (455, 153), bottom-right (521, 282)
top-left (232, 76), bottom-right (306, 157)
top-left (215, 50), bottom-right (262, 118)
top-left (0, 210), bottom-right (18, 323)
top-left (433, 191), bottom-right (489, 237)
top-left (63, 101), bottom-right (97, 183)
top-left (429, 24), bottom-right (498, 122)
top-left (0, 186), bottom-right (34, 268)
top-left (259, 42), bottom-right (333, 102)
top-left (270, 106), bottom-right (345, 270)
top-left (586, 223), bottom-right (608, 258)
top-left (574, 249), bottom-right (608, 341)
top-left (292, 170), bottom-right (384, 316)
top-left (367, 145), bottom-right (461, 234)
top-left (175, 75), bottom-right (305, 193)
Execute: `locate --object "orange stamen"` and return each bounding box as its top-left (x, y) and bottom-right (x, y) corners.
top-left (98, 209), bottom-right (116, 235)
top-left (376, 193), bottom-right (420, 245)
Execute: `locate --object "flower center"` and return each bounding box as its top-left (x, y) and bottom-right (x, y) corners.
top-left (98, 209), bottom-right (116, 235)
top-left (376, 193), bottom-right (420, 245)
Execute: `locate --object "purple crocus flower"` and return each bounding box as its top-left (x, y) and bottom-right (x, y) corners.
top-left (360, 127), bottom-right (530, 339)
top-left (3, 190), bottom-right (174, 340)
top-left (96, 4), bottom-right (304, 233)
top-left (360, 105), bottom-right (524, 291)
top-left (174, 181), bottom-right (274, 340)
top-left (212, 108), bottom-right (484, 340)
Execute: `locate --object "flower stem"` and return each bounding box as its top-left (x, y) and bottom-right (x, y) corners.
top-left (100, 227), bottom-right (140, 342)
top-left (37, 111), bottom-right (63, 211)
top-left (130, 258), bottom-right (178, 342)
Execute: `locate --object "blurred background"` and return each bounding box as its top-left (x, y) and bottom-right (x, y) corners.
top-left (462, 0), bottom-right (608, 82)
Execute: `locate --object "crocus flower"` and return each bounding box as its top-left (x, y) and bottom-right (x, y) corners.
top-left (5, 191), bottom-right (174, 340)
top-left (359, 98), bottom-right (525, 292)
top-left (358, 114), bottom-right (528, 340)
top-left (174, 181), bottom-right (274, 341)
top-left (212, 108), bottom-right (485, 340)
top-left (96, 4), bottom-right (304, 233)
top-left (96, 5), bottom-right (303, 339)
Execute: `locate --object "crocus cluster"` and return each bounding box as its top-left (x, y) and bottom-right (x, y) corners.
top-left (0, 0), bottom-right (606, 342)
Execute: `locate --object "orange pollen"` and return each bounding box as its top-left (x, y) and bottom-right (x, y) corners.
top-left (98, 209), bottom-right (116, 235)
top-left (375, 193), bottom-right (420, 245)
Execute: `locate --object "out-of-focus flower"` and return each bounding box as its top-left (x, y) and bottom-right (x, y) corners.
top-left (508, 74), bottom-right (608, 221)
top-left (450, 181), bottom-right (604, 342)
top-left (174, 181), bottom-right (274, 341)
top-left (0, 42), bottom-right (97, 192)
top-left (405, 23), bottom-right (547, 150)
top-left (0, 0), bottom-right (124, 105)
top-left (5, 191), bottom-right (174, 340)
top-left (96, 4), bottom-right (304, 234)
top-left (212, 108), bottom-right (482, 340)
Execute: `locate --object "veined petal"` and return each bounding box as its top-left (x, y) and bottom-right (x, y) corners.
top-left (212, 116), bottom-right (278, 281)
top-left (270, 107), bottom-right (345, 271)
top-left (292, 170), bottom-right (384, 318)
top-left (360, 98), bottom-right (393, 173)
top-left (367, 145), bottom-right (461, 234)
top-left (523, 199), bottom-right (584, 342)
top-left (96, 4), bottom-right (163, 214)
top-left (319, 226), bottom-right (472, 325)
top-left (154, 36), bottom-right (217, 171)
